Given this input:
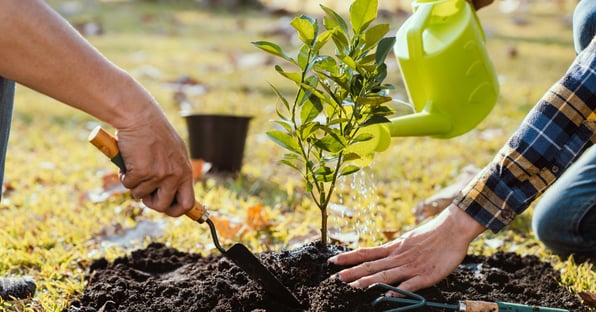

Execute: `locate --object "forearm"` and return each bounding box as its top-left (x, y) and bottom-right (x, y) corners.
top-left (454, 40), bottom-right (596, 231)
top-left (0, 0), bottom-right (162, 129)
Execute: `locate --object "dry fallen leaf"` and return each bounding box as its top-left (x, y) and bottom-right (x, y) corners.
top-left (85, 172), bottom-right (128, 203)
top-left (382, 229), bottom-right (400, 241)
top-left (246, 204), bottom-right (272, 231)
top-left (210, 216), bottom-right (243, 240)
top-left (191, 159), bottom-right (212, 182)
top-left (1, 179), bottom-right (15, 198)
top-left (579, 291), bottom-right (596, 307)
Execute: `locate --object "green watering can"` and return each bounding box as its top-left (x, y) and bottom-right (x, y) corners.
top-left (389, 0), bottom-right (499, 139)
top-left (347, 0), bottom-right (499, 157)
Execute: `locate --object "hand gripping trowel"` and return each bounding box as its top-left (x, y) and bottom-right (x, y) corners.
top-left (88, 126), bottom-right (303, 308)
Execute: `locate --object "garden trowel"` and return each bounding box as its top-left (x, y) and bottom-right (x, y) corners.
top-left (88, 126), bottom-right (303, 308)
top-left (369, 284), bottom-right (569, 312)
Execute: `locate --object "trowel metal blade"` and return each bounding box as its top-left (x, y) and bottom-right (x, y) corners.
top-left (225, 243), bottom-right (303, 308)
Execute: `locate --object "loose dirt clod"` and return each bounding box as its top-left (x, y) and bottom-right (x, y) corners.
top-left (64, 242), bottom-right (589, 312)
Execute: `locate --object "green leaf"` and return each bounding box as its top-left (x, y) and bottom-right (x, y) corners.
top-left (314, 166), bottom-right (334, 182)
top-left (370, 104), bottom-right (394, 115)
top-left (316, 70), bottom-right (350, 92)
top-left (298, 122), bottom-right (319, 138)
top-left (251, 41), bottom-right (295, 64)
top-left (363, 24), bottom-right (390, 49)
top-left (300, 82), bottom-right (336, 107)
top-left (291, 16), bottom-right (317, 45)
top-left (342, 152), bottom-right (360, 161)
top-left (340, 164), bottom-right (360, 176)
top-left (330, 29), bottom-right (350, 55)
top-left (360, 115), bottom-right (391, 127)
top-left (352, 132), bottom-right (373, 143)
top-left (266, 130), bottom-right (301, 154)
top-left (350, 0), bottom-right (378, 34)
top-left (320, 4), bottom-right (348, 34)
top-left (314, 135), bottom-right (344, 153)
top-left (339, 55), bottom-right (358, 71)
top-left (300, 95), bottom-right (323, 124)
top-left (313, 30), bottom-right (333, 52)
top-left (372, 63), bottom-right (388, 84)
top-left (375, 36), bottom-right (396, 65)
top-left (297, 45), bottom-right (310, 71)
top-left (305, 180), bottom-right (313, 192)
top-left (275, 65), bottom-right (302, 84)
top-left (268, 83), bottom-right (290, 112)
top-left (356, 95), bottom-right (393, 105)
top-left (273, 120), bottom-right (293, 132)
top-left (313, 56), bottom-right (338, 76)
top-left (280, 153), bottom-right (303, 172)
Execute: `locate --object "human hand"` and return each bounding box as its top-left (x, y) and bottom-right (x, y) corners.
top-left (468, 0), bottom-right (494, 10)
top-left (114, 112), bottom-right (195, 218)
top-left (328, 204), bottom-right (486, 293)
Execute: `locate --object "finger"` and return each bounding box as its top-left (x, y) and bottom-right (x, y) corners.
top-left (119, 165), bottom-right (152, 191)
top-left (328, 244), bottom-right (392, 266)
top-left (349, 265), bottom-right (414, 289)
top-left (167, 180), bottom-right (196, 217)
top-left (127, 179), bottom-right (158, 200)
top-left (337, 252), bottom-right (408, 284)
top-left (140, 184), bottom-right (177, 214)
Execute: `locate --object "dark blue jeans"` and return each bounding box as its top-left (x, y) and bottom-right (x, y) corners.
top-left (0, 78), bottom-right (15, 202)
top-left (531, 0), bottom-right (596, 259)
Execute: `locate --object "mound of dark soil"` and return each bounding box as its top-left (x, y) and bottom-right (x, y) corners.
top-left (64, 241), bottom-right (589, 312)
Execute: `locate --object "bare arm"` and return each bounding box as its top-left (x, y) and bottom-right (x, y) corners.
top-left (0, 0), bottom-right (195, 216)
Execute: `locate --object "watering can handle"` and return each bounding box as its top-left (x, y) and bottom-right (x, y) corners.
top-left (406, 2), bottom-right (433, 58)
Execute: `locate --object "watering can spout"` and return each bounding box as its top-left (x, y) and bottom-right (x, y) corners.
top-left (388, 110), bottom-right (452, 138)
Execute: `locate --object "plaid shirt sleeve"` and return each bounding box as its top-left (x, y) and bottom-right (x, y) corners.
top-left (453, 38), bottom-right (596, 232)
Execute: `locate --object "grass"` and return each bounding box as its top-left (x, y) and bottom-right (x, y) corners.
top-left (0, 0), bottom-right (593, 311)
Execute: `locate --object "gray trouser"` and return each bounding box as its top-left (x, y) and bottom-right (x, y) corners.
top-left (0, 78), bottom-right (15, 202)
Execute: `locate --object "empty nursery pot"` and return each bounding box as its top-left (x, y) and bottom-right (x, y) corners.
top-left (183, 114), bottom-right (252, 173)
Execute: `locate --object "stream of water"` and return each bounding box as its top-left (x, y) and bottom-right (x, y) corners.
top-left (329, 165), bottom-right (381, 248)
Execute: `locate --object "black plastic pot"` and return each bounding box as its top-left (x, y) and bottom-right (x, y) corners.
top-left (183, 114), bottom-right (252, 173)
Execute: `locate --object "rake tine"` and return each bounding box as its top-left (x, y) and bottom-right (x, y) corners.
top-left (369, 283), bottom-right (426, 311)
top-left (368, 283), bottom-right (459, 311)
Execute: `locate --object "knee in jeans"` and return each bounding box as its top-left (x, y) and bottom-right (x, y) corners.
top-left (532, 213), bottom-right (553, 245)
top-left (573, 0), bottom-right (596, 52)
top-left (532, 210), bottom-right (572, 255)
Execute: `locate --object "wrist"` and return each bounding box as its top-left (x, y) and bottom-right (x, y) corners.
top-left (99, 73), bottom-right (164, 130)
top-left (444, 204), bottom-right (486, 243)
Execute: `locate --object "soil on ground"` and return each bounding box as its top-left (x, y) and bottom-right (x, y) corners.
top-left (64, 241), bottom-right (589, 312)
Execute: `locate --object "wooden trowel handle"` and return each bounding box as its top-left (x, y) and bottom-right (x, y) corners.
top-left (88, 126), bottom-right (209, 223)
top-left (462, 300), bottom-right (569, 312)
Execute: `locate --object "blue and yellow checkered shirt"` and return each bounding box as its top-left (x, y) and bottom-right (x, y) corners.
top-left (454, 38), bottom-right (596, 232)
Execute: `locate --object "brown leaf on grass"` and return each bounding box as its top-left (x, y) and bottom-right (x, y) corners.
top-left (382, 229), bottom-right (399, 241)
top-left (579, 291), bottom-right (596, 307)
top-left (85, 172), bottom-right (127, 203)
top-left (246, 204), bottom-right (272, 231)
top-left (1, 179), bottom-right (15, 198)
top-left (190, 159), bottom-right (212, 182)
top-left (209, 216), bottom-right (243, 240)
top-left (102, 173), bottom-right (122, 190)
